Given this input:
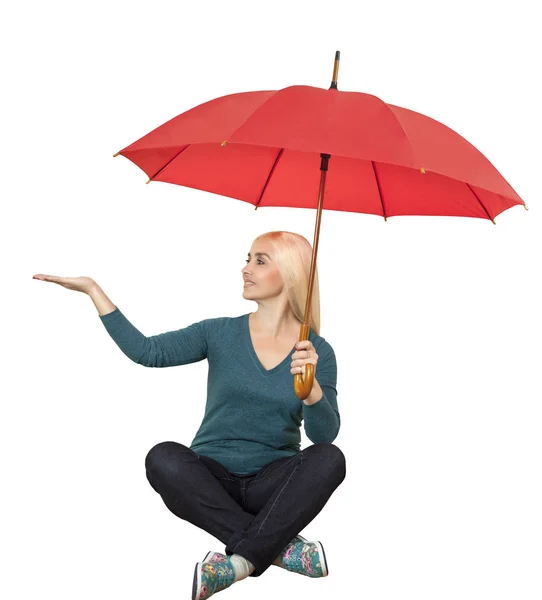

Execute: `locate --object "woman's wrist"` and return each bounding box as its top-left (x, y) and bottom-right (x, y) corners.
top-left (302, 377), bottom-right (323, 405)
top-left (89, 283), bottom-right (117, 317)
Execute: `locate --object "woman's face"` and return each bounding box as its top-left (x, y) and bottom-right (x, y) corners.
top-left (241, 242), bottom-right (284, 298)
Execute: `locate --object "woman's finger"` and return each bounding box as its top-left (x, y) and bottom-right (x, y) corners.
top-left (33, 274), bottom-right (58, 281)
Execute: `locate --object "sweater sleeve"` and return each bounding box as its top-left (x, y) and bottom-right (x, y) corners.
top-left (99, 306), bottom-right (208, 367)
top-left (302, 339), bottom-right (340, 443)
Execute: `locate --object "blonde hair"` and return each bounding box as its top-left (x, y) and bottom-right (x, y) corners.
top-left (253, 231), bottom-right (321, 336)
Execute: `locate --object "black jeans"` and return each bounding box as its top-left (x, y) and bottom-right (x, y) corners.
top-left (144, 441), bottom-right (346, 577)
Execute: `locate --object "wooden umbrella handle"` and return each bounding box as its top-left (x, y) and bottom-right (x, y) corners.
top-left (293, 151), bottom-right (331, 400)
top-left (294, 323), bottom-right (314, 400)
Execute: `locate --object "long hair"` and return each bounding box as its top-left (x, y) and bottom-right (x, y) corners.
top-left (253, 231), bottom-right (321, 336)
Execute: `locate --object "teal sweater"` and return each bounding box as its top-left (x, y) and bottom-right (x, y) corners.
top-left (99, 307), bottom-right (340, 475)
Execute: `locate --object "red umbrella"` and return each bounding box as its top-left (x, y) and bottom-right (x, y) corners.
top-left (113, 51), bottom-right (528, 400)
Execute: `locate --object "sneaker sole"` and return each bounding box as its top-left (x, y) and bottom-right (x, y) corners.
top-left (313, 540), bottom-right (328, 577)
top-left (193, 555), bottom-right (213, 600)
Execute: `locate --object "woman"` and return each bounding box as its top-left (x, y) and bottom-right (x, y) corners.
top-left (33, 230), bottom-right (346, 600)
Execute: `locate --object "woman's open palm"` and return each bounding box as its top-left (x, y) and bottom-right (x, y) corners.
top-left (32, 274), bottom-right (95, 295)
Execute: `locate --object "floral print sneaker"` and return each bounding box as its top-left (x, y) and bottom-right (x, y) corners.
top-left (192, 552), bottom-right (236, 600)
top-left (203, 534), bottom-right (328, 578)
top-left (279, 537), bottom-right (328, 578)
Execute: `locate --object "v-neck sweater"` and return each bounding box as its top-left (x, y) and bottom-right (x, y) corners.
top-left (99, 306), bottom-right (340, 475)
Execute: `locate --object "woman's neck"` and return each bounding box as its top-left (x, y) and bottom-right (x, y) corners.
top-left (249, 311), bottom-right (302, 339)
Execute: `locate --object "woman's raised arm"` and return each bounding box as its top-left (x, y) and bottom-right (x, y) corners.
top-left (32, 273), bottom-right (208, 367)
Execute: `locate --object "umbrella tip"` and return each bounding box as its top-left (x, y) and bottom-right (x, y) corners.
top-left (330, 51), bottom-right (340, 90)
top-left (146, 179), bottom-right (151, 184)
top-left (113, 152), bottom-right (120, 157)
top-left (524, 203), bottom-right (529, 210)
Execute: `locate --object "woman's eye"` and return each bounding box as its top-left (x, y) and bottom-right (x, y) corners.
top-left (245, 259), bottom-right (264, 264)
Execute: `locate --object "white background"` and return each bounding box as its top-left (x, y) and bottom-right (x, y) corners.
top-left (3, 1), bottom-right (541, 598)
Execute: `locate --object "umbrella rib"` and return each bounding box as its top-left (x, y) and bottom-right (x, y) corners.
top-left (147, 145), bottom-right (191, 182)
top-left (371, 161), bottom-right (387, 221)
top-left (380, 103), bottom-right (418, 168)
top-left (254, 148), bottom-right (285, 209)
top-left (466, 183), bottom-right (496, 224)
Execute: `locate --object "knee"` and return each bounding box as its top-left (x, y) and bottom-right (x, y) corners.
top-left (144, 440), bottom-right (188, 476)
top-left (306, 443), bottom-right (346, 480)
top-left (145, 441), bottom-right (170, 469)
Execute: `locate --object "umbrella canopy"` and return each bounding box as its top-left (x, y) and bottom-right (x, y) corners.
top-left (114, 51), bottom-right (527, 399)
top-left (114, 87), bottom-right (526, 223)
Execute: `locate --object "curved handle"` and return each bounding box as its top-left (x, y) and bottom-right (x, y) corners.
top-left (294, 362), bottom-right (314, 400)
top-left (294, 323), bottom-right (314, 400)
